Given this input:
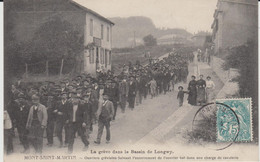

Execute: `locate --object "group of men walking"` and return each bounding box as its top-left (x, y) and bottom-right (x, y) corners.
top-left (4, 48), bottom-right (195, 155)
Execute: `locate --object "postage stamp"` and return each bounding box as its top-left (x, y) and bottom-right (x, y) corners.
top-left (216, 98), bottom-right (252, 142)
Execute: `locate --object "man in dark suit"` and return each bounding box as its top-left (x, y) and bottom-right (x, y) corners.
top-left (14, 94), bottom-right (30, 153)
top-left (65, 96), bottom-right (89, 154)
top-left (46, 93), bottom-right (56, 147)
top-left (119, 76), bottom-right (128, 113)
top-left (54, 92), bottom-right (70, 148)
top-left (128, 76), bottom-right (136, 110)
top-left (110, 80), bottom-right (119, 120)
top-left (81, 94), bottom-right (92, 143)
top-left (94, 94), bottom-right (114, 144)
top-left (88, 86), bottom-right (98, 129)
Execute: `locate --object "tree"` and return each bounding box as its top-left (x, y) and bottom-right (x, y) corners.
top-left (21, 17), bottom-right (84, 75)
top-left (4, 0), bottom-right (28, 104)
top-left (143, 34), bottom-right (157, 46)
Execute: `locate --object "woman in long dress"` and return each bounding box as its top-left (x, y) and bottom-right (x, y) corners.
top-left (206, 76), bottom-right (215, 103)
top-left (188, 75), bottom-right (197, 106)
top-left (196, 75), bottom-right (206, 105)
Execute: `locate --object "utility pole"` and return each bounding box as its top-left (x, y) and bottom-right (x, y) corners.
top-left (133, 31), bottom-right (136, 48)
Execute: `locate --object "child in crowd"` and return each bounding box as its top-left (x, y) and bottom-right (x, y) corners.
top-left (177, 86), bottom-right (187, 107)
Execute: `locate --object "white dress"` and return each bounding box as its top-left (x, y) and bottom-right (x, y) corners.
top-left (206, 80), bottom-right (215, 103)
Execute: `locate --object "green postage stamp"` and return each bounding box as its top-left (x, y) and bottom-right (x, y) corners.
top-left (216, 98), bottom-right (252, 142)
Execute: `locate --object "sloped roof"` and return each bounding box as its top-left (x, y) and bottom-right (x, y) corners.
top-left (70, 0), bottom-right (114, 25)
top-left (158, 34), bottom-right (185, 40)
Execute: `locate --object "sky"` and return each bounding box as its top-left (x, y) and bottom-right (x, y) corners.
top-left (74, 0), bottom-right (218, 34)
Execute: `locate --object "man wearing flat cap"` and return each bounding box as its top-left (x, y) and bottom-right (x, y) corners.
top-left (60, 81), bottom-right (68, 93)
top-left (54, 92), bottom-right (70, 148)
top-left (119, 76), bottom-right (128, 113)
top-left (26, 94), bottom-right (48, 154)
top-left (95, 93), bottom-right (114, 144)
top-left (110, 80), bottom-right (119, 120)
top-left (128, 76), bottom-right (136, 109)
top-left (65, 96), bottom-right (89, 154)
top-left (46, 93), bottom-right (56, 147)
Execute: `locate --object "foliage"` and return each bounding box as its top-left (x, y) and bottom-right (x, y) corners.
top-left (203, 35), bottom-right (213, 49)
top-left (22, 17), bottom-right (84, 62)
top-left (222, 40), bottom-right (258, 142)
top-left (4, 0), bottom-right (31, 103)
top-left (187, 111), bottom-right (217, 143)
top-left (143, 34), bottom-right (157, 46)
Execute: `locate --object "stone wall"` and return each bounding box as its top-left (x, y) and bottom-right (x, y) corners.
top-left (211, 56), bottom-right (240, 98)
top-left (210, 56), bottom-right (229, 83)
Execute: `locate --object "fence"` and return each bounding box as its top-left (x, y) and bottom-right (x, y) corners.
top-left (24, 58), bottom-right (75, 79)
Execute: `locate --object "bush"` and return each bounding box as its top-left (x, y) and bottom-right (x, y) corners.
top-left (222, 40), bottom-right (258, 142)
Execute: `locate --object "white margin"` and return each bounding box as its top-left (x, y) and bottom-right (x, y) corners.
top-left (0, 2), bottom-right (4, 162)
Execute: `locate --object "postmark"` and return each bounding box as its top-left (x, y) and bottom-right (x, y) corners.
top-left (192, 102), bottom-right (240, 150)
top-left (216, 98), bottom-right (252, 142)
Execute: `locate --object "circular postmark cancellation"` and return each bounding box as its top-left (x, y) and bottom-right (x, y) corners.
top-left (192, 102), bottom-right (240, 151)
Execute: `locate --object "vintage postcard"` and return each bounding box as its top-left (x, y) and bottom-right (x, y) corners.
top-left (3, 0), bottom-right (258, 161)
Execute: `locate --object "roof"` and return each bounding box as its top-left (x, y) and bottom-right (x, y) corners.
top-left (192, 32), bottom-right (211, 38)
top-left (158, 34), bottom-right (185, 40)
top-left (70, 0), bottom-right (115, 25)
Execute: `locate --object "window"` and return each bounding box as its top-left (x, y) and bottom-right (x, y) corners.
top-left (105, 50), bottom-right (108, 67)
top-left (107, 26), bottom-right (109, 42)
top-left (89, 49), bottom-right (95, 64)
top-left (108, 51), bottom-right (112, 65)
top-left (100, 48), bottom-right (104, 64)
top-left (90, 19), bottom-right (93, 36)
top-left (101, 24), bottom-right (104, 39)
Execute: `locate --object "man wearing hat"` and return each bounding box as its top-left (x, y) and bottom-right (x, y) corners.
top-left (82, 79), bottom-right (90, 90)
top-left (75, 76), bottom-right (82, 87)
top-left (95, 93), bottom-right (114, 144)
top-left (110, 80), bottom-right (119, 120)
top-left (104, 79), bottom-right (112, 97)
top-left (54, 92), bottom-right (70, 148)
top-left (46, 93), bottom-right (56, 147)
top-left (84, 86), bottom-right (96, 131)
top-left (81, 94), bottom-right (92, 142)
top-left (26, 94), bottom-right (48, 154)
top-left (13, 93), bottom-right (30, 153)
top-left (76, 87), bottom-right (83, 98)
top-left (119, 75), bottom-right (128, 113)
top-left (135, 75), bottom-right (143, 106)
top-left (89, 85), bottom-right (99, 125)
top-left (60, 81), bottom-right (68, 93)
top-left (65, 96), bottom-right (89, 154)
top-left (128, 76), bottom-right (136, 109)
top-left (46, 81), bottom-right (55, 92)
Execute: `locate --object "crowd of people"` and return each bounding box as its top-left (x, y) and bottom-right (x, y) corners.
top-left (4, 49), bottom-right (196, 155)
top-left (197, 48), bottom-right (211, 65)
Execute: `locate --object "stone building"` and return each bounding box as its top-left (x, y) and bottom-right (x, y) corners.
top-left (191, 31), bottom-right (211, 47)
top-left (211, 0), bottom-right (257, 54)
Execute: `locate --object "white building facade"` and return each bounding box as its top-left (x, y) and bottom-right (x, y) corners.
top-left (83, 13), bottom-right (114, 76)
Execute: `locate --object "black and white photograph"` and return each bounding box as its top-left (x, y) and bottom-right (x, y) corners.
top-left (3, 0), bottom-right (259, 161)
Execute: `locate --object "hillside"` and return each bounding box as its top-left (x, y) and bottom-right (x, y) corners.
top-left (110, 16), bottom-right (193, 48)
